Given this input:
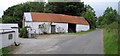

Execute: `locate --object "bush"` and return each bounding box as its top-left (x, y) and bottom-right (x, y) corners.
top-left (104, 22), bottom-right (118, 54)
top-left (19, 27), bottom-right (28, 38)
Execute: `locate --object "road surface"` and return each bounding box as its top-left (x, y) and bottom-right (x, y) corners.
top-left (11, 29), bottom-right (104, 54)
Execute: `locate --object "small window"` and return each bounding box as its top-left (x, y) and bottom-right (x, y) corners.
top-left (39, 24), bottom-right (44, 29)
top-left (8, 34), bottom-right (13, 40)
top-left (39, 25), bottom-right (42, 28)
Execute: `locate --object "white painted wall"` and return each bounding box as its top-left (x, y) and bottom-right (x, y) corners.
top-left (52, 23), bottom-right (68, 33)
top-left (25, 22), bottom-right (51, 34)
top-left (25, 22), bottom-right (90, 34)
top-left (0, 32), bottom-right (15, 49)
top-left (76, 24), bottom-right (90, 32)
top-left (0, 24), bottom-right (19, 49)
top-left (25, 22), bottom-right (68, 34)
top-left (0, 23), bottom-right (18, 30)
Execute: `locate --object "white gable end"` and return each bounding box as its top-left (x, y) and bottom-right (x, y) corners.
top-left (24, 12), bottom-right (32, 22)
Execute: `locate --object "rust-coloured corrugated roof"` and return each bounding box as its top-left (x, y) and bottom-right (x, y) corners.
top-left (31, 12), bottom-right (89, 25)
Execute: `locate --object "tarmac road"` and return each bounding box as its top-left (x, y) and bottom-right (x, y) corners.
top-left (11, 29), bottom-right (104, 54)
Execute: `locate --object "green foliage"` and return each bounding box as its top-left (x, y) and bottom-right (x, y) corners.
top-left (48, 0), bottom-right (81, 2)
top-left (0, 47), bottom-right (10, 56)
top-left (2, 2), bottom-right (45, 28)
top-left (46, 2), bottom-right (85, 16)
top-left (97, 7), bottom-right (119, 55)
top-left (2, 2), bottom-right (85, 28)
top-left (81, 5), bottom-right (97, 29)
top-left (0, 18), bottom-right (2, 23)
top-left (19, 27), bottom-right (28, 38)
top-left (98, 7), bottom-right (118, 28)
top-left (104, 29), bottom-right (118, 54)
top-left (118, 15), bottom-right (120, 55)
top-left (2, 15), bottom-right (18, 23)
top-left (74, 29), bottom-right (94, 34)
top-left (2, 48), bottom-right (10, 54)
top-left (2, 2), bottom-right (86, 28)
top-left (103, 22), bottom-right (118, 54)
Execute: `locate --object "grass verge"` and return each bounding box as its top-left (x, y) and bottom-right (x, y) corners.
top-left (74, 29), bottom-right (94, 34)
top-left (103, 29), bottom-right (118, 54)
top-left (0, 47), bottom-right (11, 56)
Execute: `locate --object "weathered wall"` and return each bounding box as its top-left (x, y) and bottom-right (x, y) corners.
top-left (0, 24), bottom-right (19, 49)
top-left (76, 24), bottom-right (89, 32)
top-left (0, 24), bottom-right (18, 29)
top-left (25, 22), bottom-right (90, 34)
top-left (25, 22), bottom-right (51, 34)
top-left (52, 23), bottom-right (68, 33)
top-left (0, 32), bottom-right (15, 49)
top-left (25, 22), bottom-right (68, 34)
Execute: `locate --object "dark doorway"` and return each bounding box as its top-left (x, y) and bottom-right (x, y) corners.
top-left (68, 23), bottom-right (76, 33)
top-left (51, 25), bottom-right (56, 33)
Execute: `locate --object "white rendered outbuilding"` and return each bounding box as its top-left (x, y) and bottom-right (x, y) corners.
top-left (23, 12), bottom-right (90, 34)
top-left (0, 24), bottom-right (19, 49)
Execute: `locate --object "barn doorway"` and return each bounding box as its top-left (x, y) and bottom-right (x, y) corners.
top-left (51, 25), bottom-right (56, 33)
top-left (68, 23), bottom-right (76, 33)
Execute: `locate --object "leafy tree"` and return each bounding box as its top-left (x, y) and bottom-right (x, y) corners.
top-left (2, 2), bottom-right (86, 28)
top-left (2, 15), bottom-right (18, 23)
top-left (19, 27), bottom-right (28, 38)
top-left (98, 7), bottom-right (118, 27)
top-left (2, 2), bottom-right (45, 28)
top-left (48, 0), bottom-right (81, 2)
top-left (0, 18), bottom-right (2, 23)
top-left (81, 5), bottom-right (97, 29)
top-left (46, 2), bottom-right (85, 16)
top-left (98, 7), bottom-right (119, 54)
top-left (118, 15), bottom-right (120, 54)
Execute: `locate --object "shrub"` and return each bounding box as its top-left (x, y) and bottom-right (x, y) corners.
top-left (19, 27), bottom-right (28, 38)
top-left (104, 22), bottom-right (118, 54)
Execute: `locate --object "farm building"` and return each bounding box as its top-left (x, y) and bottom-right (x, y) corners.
top-left (0, 24), bottom-right (19, 49)
top-left (23, 12), bottom-right (89, 34)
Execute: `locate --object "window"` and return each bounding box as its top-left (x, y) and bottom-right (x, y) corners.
top-left (39, 25), bottom-right (42, 28)
top-left (8, 34), bottom-right (13, 40)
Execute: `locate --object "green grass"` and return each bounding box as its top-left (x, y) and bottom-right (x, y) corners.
top-left (0, 47), bottom-right (10, 56)
top-left (103, 29), bottom-right (118, 54)
top-left (2, 48), bottom-right (10, 54)
top-left (0, 49), bottom-right (2, 55)
top-left (0, 18), bottom-right (2, 23)
top-left (74, 29), bottom-right (94, 34)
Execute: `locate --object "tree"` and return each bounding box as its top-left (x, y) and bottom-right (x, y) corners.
top-left (2, 2), bottom-right (45, 28)
top-left (81, 5), bottom-right (97, 29)
top-left (19, 27), bottom-right (28, 38)
top-left (48, 0), bottom-right (81, 2)
top-left (2, 2), bottom-right (85, 28)
top-left (98, 7), bottom-right (118, 28)
top-left (45, 2), bottom-right (85, 16)
top-left (0, 18), bottom-right (2, 23)
top-left (2, 15), bottom-right (18, 23)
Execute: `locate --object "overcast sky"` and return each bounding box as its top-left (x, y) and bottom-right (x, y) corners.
top-left (81, 0), bottom-right (119, 17)
top-left (0, 0), bottom-right (119, 18)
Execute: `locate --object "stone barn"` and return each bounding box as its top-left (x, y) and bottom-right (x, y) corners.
top-left (23, 12), bottom-right (89, 34)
